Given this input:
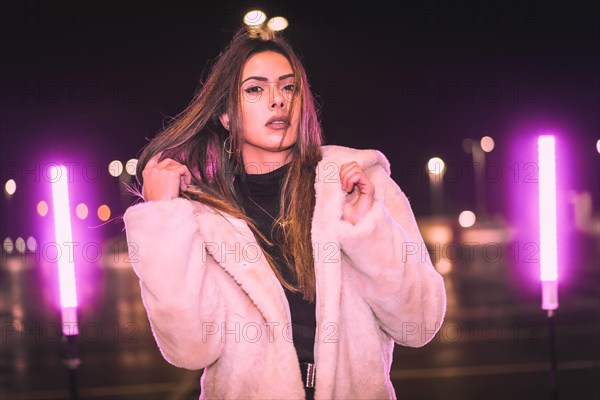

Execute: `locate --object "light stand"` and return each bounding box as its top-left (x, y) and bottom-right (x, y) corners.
top-left (51, 166), bottom-right (81, 400)
top-left (62, 332), bottom-right (81, 400)
top-left (547, 309), bottom-right (558, 400)
top-left (538, 136), bottom-right (559, 400)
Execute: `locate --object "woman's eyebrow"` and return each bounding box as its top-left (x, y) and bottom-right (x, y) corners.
top-left (241, 73), bottom-right (294, 84)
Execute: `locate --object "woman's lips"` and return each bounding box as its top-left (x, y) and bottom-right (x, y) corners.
top-left (266, 120), bottom-right (288, 129)
top-left (265, 115), bottom-right (289, 128)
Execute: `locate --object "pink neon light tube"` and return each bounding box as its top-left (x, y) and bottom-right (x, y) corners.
top-left (538, 136), bottom-right (558, 311)
top-left (50, 165), bottom-right (79, 335)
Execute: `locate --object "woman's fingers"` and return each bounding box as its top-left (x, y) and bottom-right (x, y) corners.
top-left (177, 165), bottom-right (192, 191)
top-left (339, 162), bottom-right (374, 194)
top-left (339, 161), bottom-right (376, 224)
top-left (159, 160), bottom-right (192, 185)
top-left (339, 162), bottom-right (357, 192)
top-left (142, 153), bottom-right (192, 202)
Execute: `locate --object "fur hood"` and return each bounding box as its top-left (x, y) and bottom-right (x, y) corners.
top-left (124, 145), bottom-right (446, 399)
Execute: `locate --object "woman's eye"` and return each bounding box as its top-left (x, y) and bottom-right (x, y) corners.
top-left (283, 83), bottom-right (295, 92)
top-left (244, 85), bottom-right (263, 93)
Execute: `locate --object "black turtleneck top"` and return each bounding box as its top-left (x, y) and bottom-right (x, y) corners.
top-left (234, 164), bottom-right (316, 363)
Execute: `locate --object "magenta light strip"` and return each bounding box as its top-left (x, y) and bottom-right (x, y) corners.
top-left (538, 136), bottom-right (558, 311)
top-left (50, 165), bottom-right (79, 335)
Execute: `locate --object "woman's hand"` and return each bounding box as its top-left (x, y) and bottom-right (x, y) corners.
top-left (142, 152), bottom-right (192, 202)
top-left (339, 161), bottom-right (375, 225)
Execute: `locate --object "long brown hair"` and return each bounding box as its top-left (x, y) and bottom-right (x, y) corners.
top-left (135, 27), bottom-right (323, 301)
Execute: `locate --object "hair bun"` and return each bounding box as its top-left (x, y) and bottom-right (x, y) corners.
top-left (246, 25), bottom-right (276, 41)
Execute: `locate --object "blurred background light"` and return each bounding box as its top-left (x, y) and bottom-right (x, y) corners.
top-left (538, 136), bottom-right (558, 283)
top-left (5, 179), bottom-right (16, 195)
top-left (26, 236), bottom-right (37, 252)
top-left (50, 165), bottom-right (79, 337)
top-left (76, 203), bottom-right (89, 220)
top-left (427, 157), bottom-right (446, 175)
top-left (97, 204), bottom-right (111, 222)
top-left (426, 224), bottom-right (453, 244)
top-left (538, 135), bottom-right (559, 314)
top-left (3, 237), bottom-right (14, 253)
top-left (596, 138), bottom-right (599, 154)
top-left (435, 258), bottom-right (452, 275)
top-left (267, 17), bottom-right (288, 31)
top-left (36, 200), bottom-right (49, 217)
top-left (15, 237), bottom-right (26, 253)
top-left (108, 160), bottom-right (123, 177)
top-left (125, 158), bottom-right (138, 176)
top-left (243, 10), bottom-right (267, 26)
top-left (458, 210), bottom-right (477, 228)
top-left (480, 136), bottom-right (495, 152)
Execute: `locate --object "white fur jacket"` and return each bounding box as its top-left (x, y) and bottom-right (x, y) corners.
top-left (123, 145), bottom-right (447, 399)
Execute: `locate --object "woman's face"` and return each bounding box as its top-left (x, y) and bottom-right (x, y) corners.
top-left (234, 51), bottom-right (300, 167)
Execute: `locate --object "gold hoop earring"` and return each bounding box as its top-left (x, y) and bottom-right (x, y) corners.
top-left (224, 136), bottom-right (233, 160)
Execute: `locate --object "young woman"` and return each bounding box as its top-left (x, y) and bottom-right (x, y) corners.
top-left (124, 26), bottom-right (446, 399)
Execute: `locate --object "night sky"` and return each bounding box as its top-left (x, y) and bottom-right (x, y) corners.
top-left (1, 0), bottom-right (598, 240)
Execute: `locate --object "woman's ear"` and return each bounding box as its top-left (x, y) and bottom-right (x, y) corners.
top-left (219, 113), bottom-right (230, 131)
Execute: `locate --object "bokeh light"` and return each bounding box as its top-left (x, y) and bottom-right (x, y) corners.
top-left (243, 10), bottom-right (267, 26)
top-left (3, 237), bottom-right (14, 253)
top-left (125, 158), bottom-right (138, 176)
top-left (37, 200), bottom-right (49, 217)
top-left (596, 139), bottom-right (600, 154)
top-left (97, 204), bottom-right (111, 221)
top-left (26, 236), bottom-right (37, 252)
top-left (435, 258), bottom-right (452, 275)
top-left (267, 17), bottom-right (288, 31)
top-left (458, 210), bottom-right (477, 228)
top-left (108, 160), bottom-right (123, 177)
top-left (76, 203), bottom-right (89, 220)
top-left (427, 157), bottom-right (446, 175)
top-left (481, 136), bottom-right (495, 152)
top-left (428, 224), bottom-right (453, 244)
top-left (5, 179), bottom-right (16, 195)
top-left (15, 237), bottom-right (26, 253)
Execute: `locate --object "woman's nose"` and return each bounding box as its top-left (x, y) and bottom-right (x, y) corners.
top-left (269, 85), bottom-right (285, 109)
